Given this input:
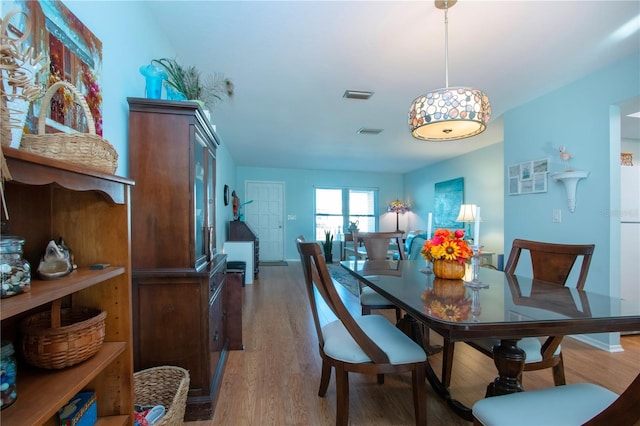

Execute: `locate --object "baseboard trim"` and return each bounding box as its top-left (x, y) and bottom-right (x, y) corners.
top-left (569, 334), bottom-right (624, 353)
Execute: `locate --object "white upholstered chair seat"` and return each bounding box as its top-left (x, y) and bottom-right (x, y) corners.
top-left (322, 314), bottom-right (426, 364)
top-left (473, 383), bottom-right (618, 426)
top-left (360, 286), bottom-right (395, 307)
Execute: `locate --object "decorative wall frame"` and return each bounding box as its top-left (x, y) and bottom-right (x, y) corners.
top-left (508, 158), bottom-right (548, 195)
top-left (1, 1), bottom-right (103, 136)
top-left (434, 177), bottom-right (464, 229)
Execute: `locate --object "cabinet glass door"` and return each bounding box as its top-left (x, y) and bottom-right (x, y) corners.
top-left (194, 133), bottom-right (207, 267)
top-left (207, 149), bottom-right (215, 258)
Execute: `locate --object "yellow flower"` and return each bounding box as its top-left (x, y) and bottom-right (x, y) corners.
top-left (440, 240), bottom-right (462, 260)
top-left (429, 300), bottom-right (463, 321)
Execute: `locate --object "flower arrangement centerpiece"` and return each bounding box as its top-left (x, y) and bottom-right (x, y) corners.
top-left (421, 229), bottom-right (472, 279)
top-left (421, 278), bottom-right (471, 322)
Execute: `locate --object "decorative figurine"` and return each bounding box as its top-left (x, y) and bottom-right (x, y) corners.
top-left (559, 145), bottom-right (572, 171)
top-left (232, 190), bottom-right (240, 220)
top-left (37, 238), bottom-right (77, 280)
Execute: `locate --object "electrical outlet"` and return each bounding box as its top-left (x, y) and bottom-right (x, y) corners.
top-left (287, 214), bottom-right (297, 220)
top-left (553, 209), bottom-right (562, 223)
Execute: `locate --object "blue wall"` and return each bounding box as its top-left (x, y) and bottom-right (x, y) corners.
top-left (235, 167), bottom-right (403, 259)
top-left (58, 1), bottom-right (175, 177)
top-left (504, 54), bottom-right (640, 348)
top-left (505, 54), bottom-right (639, 291)
top-left (404, 142), bottom-right (505, 262)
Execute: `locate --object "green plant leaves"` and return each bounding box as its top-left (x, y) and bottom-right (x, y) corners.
top-left (151, 57), bottom-right (233, 110)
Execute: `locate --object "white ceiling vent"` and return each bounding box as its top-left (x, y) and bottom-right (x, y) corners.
top-left (357, 128), bottom-right (383, 135)
top-left (343, 90), bottom-right (373, 100)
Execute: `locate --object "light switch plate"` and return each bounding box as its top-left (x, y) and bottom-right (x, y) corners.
top-left (553, 209), bottom-right (562, 223)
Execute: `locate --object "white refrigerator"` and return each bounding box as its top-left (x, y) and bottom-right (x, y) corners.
top-left (620, 165), bottom-right (640, 311)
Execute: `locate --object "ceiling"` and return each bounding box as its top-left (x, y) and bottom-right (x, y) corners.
top-left (145, 1), bottom-right (640, 174)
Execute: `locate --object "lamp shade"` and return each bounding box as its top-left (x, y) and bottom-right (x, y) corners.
top-left (456, 204), bottom-right (477, 222)
top-left (388, 200), bottom-right (409, 214)
top-left (409, 88), bottom-right (491, 141)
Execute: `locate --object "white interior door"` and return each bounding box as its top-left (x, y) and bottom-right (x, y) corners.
top-left (245, 181), bottom-right (284, 261)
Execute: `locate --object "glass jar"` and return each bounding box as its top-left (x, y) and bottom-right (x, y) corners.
top-left (1, 340), bottom-right (17, 409)
top-left (0, 236), bottom-right (31, 298)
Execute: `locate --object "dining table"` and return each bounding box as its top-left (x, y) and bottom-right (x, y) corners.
top-left (341, 259), bottom-right (640, 420)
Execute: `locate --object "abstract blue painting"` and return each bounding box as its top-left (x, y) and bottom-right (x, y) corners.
top-left (434, 177), bottom-right (464, 229)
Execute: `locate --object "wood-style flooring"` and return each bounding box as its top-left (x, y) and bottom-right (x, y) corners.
top-left (187, 263), bottom-right (640, 426)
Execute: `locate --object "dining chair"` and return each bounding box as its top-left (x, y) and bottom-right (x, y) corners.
top-left (439, 238), bottom-right (595, 389)
top-left (295, 236), bottom-right (427, 426)
top-left (472, 371), bottom-right (640, 426)
top-left (353, 231), bottom-right (405, 322)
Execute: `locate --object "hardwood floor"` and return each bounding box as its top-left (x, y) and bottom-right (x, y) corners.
top-left (187, 263), bottom-right (640, 426)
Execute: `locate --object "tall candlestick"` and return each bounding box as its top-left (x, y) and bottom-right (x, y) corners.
top-left (427, 212), bottom-right (433, 238)
top-left (474, 207), bottom-right (481, 246)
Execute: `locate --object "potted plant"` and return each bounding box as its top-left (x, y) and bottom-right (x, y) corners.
top-left (151, 57), bottom-right (234, 110)
top-left (322, 231), bottom-right (334, 263)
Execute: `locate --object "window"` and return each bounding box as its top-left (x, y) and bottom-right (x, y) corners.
top-left (315, 188), bottom-right (378, 240)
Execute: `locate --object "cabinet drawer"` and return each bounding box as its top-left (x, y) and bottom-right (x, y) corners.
top-left (209, 267), bottom-right (225, 298)
top-left (209, 291), bottom-right (224, 353)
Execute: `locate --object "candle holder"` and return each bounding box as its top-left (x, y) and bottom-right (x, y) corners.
top-left (420, 258), bottom-right (433, 275)
top-left (470, 287), bottom-right (482, 322)
top-left (464, 244), bottom-right (489, 289)
top-left (424, 259), bottom-right (433, 275)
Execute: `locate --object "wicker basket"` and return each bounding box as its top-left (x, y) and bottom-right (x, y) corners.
top-left (19, 81), bottom-right (118, 174)
top-left (134, 366), bottom-right (190, 426)
top-left (20, 299), bottom-right (106, 369)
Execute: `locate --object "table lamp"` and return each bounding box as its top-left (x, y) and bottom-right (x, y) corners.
top-left (456, 204), bottom-right (477, 242)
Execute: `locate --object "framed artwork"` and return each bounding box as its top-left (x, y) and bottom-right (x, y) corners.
top-left (434, 177), bottom-right (464, 229)
top-left (508, 158), bottom-right (548, 195)
top-left (1, 1), bottom-right (103, 136)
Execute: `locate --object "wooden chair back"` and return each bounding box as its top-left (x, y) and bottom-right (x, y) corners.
top-left (296, 235), bottom-right (427, 425)
top-left (353, 231), bottom-right (405, 261)
top-left (504, 239), bottom-right (595, 289)
top-left (503, 238), bottom-right (595, 384)
top-left (295, 236), bottom-right (390, 363)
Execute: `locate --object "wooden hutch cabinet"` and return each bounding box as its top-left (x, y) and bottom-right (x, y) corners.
top-left (0, 148), bottom-right (134, 425)
top-left (127, 98), bottom-right (242, 421)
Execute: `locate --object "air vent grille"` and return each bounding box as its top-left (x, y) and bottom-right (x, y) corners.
top-left (343, 90), bottom-right (373, 100)
top-left (357, 128), bottom-right (383, 135)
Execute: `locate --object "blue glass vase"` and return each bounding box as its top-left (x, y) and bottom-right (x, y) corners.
top-left (139, 64), bottom-right (167, 99)
top-left (165, 82), bottom-right (187, 101)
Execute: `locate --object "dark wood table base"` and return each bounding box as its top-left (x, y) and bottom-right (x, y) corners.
top-left (397, 314), bottom-right (473, 421)
top-left (397, 315), bottom-right (527, 421)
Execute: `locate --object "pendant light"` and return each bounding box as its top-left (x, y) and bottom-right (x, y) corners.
top-left (408, 0), bottom-right (491, 141)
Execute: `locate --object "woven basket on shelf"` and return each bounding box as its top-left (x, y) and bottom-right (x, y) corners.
top-left (19, 81), bottom-right (118, 174)
top-left (134, 366), bottom-right (190, 426)
top-left (20, 298), bottom-right (106, 369)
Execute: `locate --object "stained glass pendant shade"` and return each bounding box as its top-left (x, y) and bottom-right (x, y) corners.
top-left (408, 0), bottom-right (491, 141)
